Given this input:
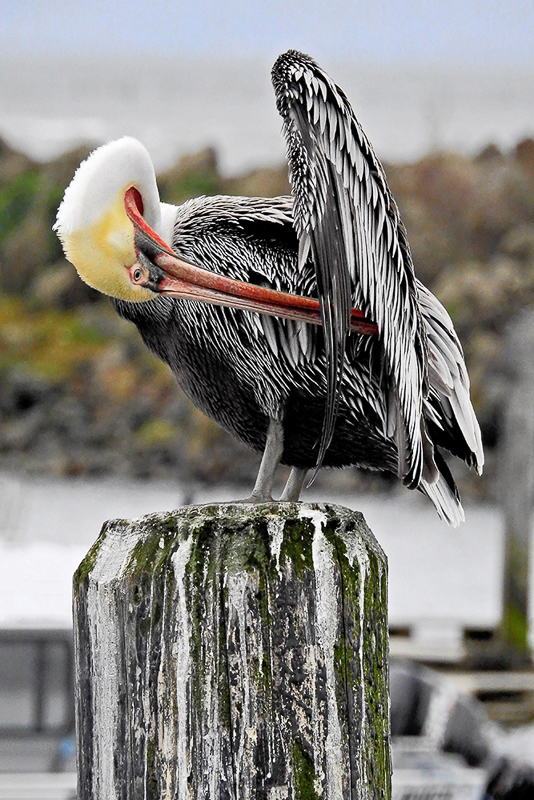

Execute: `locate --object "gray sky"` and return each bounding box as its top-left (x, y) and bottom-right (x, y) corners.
top-left (2, 0), bottom-right (534, 67)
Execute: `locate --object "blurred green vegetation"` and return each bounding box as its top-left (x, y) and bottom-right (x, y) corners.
top-left (0, 135), bottom-right (533, 497)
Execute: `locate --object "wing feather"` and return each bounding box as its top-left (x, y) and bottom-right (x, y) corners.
top-left (418, 280), bottom-right (484, 473)
top-left (272, 50), bottom-right (431, 486)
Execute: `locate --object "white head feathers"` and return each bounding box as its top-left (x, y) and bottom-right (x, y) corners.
top-left (54, 136), bottom-right (161, 236)
top-left (54, 137), bottom-right (170, 302)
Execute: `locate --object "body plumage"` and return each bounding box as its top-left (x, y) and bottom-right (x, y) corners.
top-left (55, 51), bottom-right (483, 524)
top-left (115, 194), bottom-right (479, 511)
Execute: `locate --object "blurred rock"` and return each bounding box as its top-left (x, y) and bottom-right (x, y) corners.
top-left (40, 145), bottom-right (93, 191)
top-left (475, 143), bottom-right (505, 164)
top-left (0, 137), bottom-right (35, 183)
top-left (514, 138), bottom-right (534, 176)
top-left (225, 164), bottom-right (291, 197)
top-left (501, 223), bottom-right (534, 264)
top-left (30, 259), bottom-right (100, 309)
top-left (158, 147), bottom-right (222, 205)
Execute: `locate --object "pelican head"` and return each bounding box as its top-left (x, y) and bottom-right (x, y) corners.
top-left (54, 137), bottom-right (175, 302)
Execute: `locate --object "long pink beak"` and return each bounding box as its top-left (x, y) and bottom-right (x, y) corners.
top-left (124, 188), bottom-right (378, 336)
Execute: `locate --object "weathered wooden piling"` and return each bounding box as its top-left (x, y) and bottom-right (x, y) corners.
top-left (73, 502), bottom-right (390, 799)
top-left (500, 310), bottom-right (534, 664)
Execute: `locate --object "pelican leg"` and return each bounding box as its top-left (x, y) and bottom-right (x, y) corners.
top-left (250, 418), bottom-right (285, 502)
top-left (280, 467), bottom-right (309, 502)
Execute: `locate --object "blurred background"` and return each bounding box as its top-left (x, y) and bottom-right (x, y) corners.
top-left (1, 1), bottom-right (534, 797)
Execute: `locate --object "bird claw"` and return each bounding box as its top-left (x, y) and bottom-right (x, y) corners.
top-left (228, 493), bottom-right (275, 504)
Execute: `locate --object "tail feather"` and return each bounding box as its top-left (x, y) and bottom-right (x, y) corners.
top-left (419, 452), bottom-right (464, 527)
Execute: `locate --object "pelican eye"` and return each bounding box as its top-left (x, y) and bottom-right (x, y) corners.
top-left (133, 268), bottom-right (142, 282)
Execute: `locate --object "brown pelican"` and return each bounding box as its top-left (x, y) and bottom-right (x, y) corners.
top-left (54, 50), bottom-right (483, 525)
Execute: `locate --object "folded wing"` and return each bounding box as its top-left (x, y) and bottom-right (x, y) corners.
top-left (418, 280), bottom-right (484, 474)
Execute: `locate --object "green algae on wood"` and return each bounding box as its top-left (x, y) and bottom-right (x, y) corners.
top-left (74, 502), bottom-right (391, 799)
